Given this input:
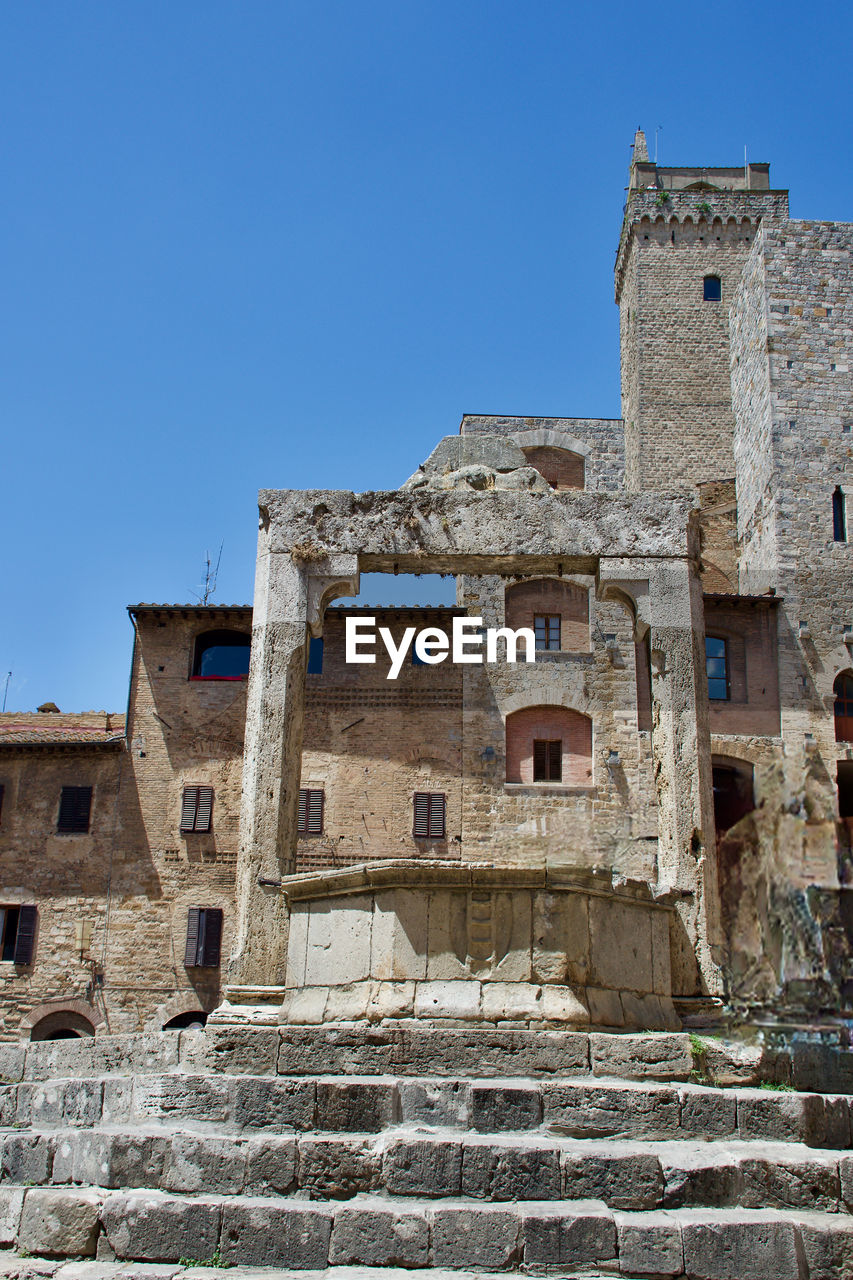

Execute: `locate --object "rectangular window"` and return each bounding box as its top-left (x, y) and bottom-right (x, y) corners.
top-left (534, 615), bottom-right (561, 651)
top-left (307, 637), bottom-right (324, 674)
top-left (298, 788), bottom-right (324, 834)
top-left (180, 786), bottom-right (214, 833)
top-left (0, 905), bottom-right (36, 965)
top-left (413, 791), bottom-right (446, 838)
top-left (706, 637), bottom-right (730, 701)
top-left (184, 907), bottom-right (223, 967)
top-left (57, 786), bottom-right (92, 833)
top-left (533, 740), bottom-right (562, 782)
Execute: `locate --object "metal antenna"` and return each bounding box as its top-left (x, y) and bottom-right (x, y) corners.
top-left (2, 672), bottom-right (10, 713)
top-left (654, 125), bottom-right (662, 164)
top-left (190, 542), bottom-right (224, 606)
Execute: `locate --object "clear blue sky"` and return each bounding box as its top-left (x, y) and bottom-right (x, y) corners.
top-left (2, 1), bottom-right (851, 713)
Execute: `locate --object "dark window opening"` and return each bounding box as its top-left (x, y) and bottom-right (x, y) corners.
top-left (191, 630), bottom-right (250, 680)
top-left (413, 792), bottom-right (445, 838)
top-left (706, 637), bottom-right (730, 701)
top-left (298, 788), bottom-right (324, 835)
top-left (534, 615), bottom-right (561, 651)
top-left (57, 786), bottom-right (92, 833)
top-left (0, 783), bottom-right (4, 823)
top-left (833, 487), bottom-right (847, 543)
top-left (533, 739), bottom-right (562, 782)
top-left (835, 673), bottom-right (853, 742)
top-left (0, 904), bottom-right (36, 964)
top-left (163, 1010), bottom-right (208, 1030)
top-left (184, 907), bottom-right (223, 967)
top-left (712, 761), bottom-right (755, 834)
top-left (180, 785), bottom-right (214, 833)
top-left (703, 275), bottom-right (722, 301)
top-left (307, 637), bottom-right (324, 674)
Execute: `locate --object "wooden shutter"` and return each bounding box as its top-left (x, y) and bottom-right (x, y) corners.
top-left (200, 908), bottom-right (223, 967)
top-left (307, 790), bottom-right (323, 834)
top-left (533, 741), bottom-right (547, 781)
top-left (195, 787), bottom-right (213, 833)
top-left (184, 907), bottom-right (201, 966)
top-left (298, 789), bottom-right (308, 833)
top-left (428, 793), bottom-right (445, 837)
top-left (0, 784), bottom-right (4, 823)
top-left (58, 786), bottom-right (92, 833)
top-left (548, 740), bottom-right (562, 782)
top-left (13, 905), bottom-right (37, 965)
top-left (413, 792), bottom-right (429, 836)
top-left (180, 787), bottom-right (199, 831)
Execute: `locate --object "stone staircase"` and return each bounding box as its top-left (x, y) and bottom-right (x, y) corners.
top-left (1, 1027), bottom-right (853, 1278)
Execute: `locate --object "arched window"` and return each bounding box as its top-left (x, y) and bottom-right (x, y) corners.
top-left (711, 756), bottom-right (755, 834)
top-left (191, 630), bottom-right (251, 680)
top-left (703, 275), bottom-right (722, 302)
top-left (29, 1010), bottom-right (96, 1041)
top-left (835, 672), bottom-right (853, 742)
top-left (505, 706), bottom-right (592, 785)
top-left (521, 447), bottom-right (584, 490)
top-left (163, 1010), bottom-right (208, 1031)
top-left (833, 487), bottom-right (847, 543)
top-left (504, 580), bottom-right (590, 653)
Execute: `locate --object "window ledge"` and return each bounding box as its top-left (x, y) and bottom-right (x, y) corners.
top-left (189, 676), bottom-right (247, 683)
top-left (534, 650), bottom-right (593, 663)
top-left (503, 783), bottom-right (597, 797)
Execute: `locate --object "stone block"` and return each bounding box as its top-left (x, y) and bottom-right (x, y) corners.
top-left (543, 1081), bottom-right (680, 1139)
top-left (27, 1084), bottom-right (64, 1127)
top-left (370, 890), bottom-right (428, 981)
top-left (739, 1156), bottom-right (840, 1211)
top-left (62, 1082), bottom-right (103, 1128)
top-left (461, 1142), bottom-right (561, 1200)
top-left (304, 897), bottom-right (373, 986)
top-left (229, 1075), bottom-right (315, 1131)
top-left (562, 1149), bottom-right (662, 1209)
top-left (481, 982), bottom-right (542, 1023)
top-left (541, 985), bottom-right (590, 1025)
top-left (678, 1209), bottom-right (801, 1280)
top-left (365, 981), bottom-right (416, 1022)
top-left (24, 1034), bottom-right (179, 1081)
top-left (132, 1076), bottom-right (230, 1125)
top-left (399, 1078), bottom-right (470, 1128)
top-left (101, 1191), bottom-right (221, 1263)
top-left (18, 1189), bottom-right (102, 1258)
top-left (662, 1154), bottom-right (742, 1208)
top-left (297, 1136), bottom-right (379, 1197)
top-left (284, 906), bottom-right (310, 989)
top-left (798, 1214), bottom-right (853, 1280)
top-left (323, 983), bottom-right (376, 1023)
top-left (329, 1201), bottom-right (429, 1267)
top-left (522, 1201), bottom-right (617, 1269)
top-left (736, 1090), bottom-right (818, 1144)
top-left (383, 1137), bottom-right (462, 1196)
top-left (614, 1210), bottom-right (683, 1277)
top-left (532, 890), bottom-right (588, 986)
top-left (414, 980), bottom-right (482, 1021)
top-left (52, 1132), bottom-right (169, 1191)
top-left (431, 1204), bottom-right (521, 1269)
top-left (590, 1032), bottom-right (692, 1080)
top-left (178, 1027), bottom-right (280, 1076)
top-left (0, 1046), bottom-right (25, 1085)
top-left (0, 1087), bottom-right (17, 1128)
top-left (218, 1197), bottom-right (331, 1268)
top-left (100, 1079), bottom-right (134, 1126)
top-left (621, 991), bottom-right (677, 1032)
top-left (315, 1079), bottom-right (399, 1132)
top-left (424, 891), bottom-right (470, 981)
top-left (243, 1135), bottom-right (297, 1195)
top-left (0, 1187), bottom-right (24, 1245)
top-left (588, 897), bottom-right (653, 993)
top-left (470, 1083), bottom-right (541, 1132)
top-left (678, 1087), bottom-right (737, 1138)
top-left (489, 891), bottom-right (533, 983)
top-left (2, 1134), bottom-right (53, 1185)
top-left (587, 986), bottom-right (624, 1028)
top-left (162, 1135), bottom-right (247, 1195)
top-left (280, 988), bottom-right (329, 1025)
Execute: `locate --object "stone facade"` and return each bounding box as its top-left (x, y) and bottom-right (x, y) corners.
top-left (1, 131), bottom-right (852, 1041)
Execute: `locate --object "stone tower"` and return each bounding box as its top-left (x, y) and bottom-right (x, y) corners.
top-left (615, 128), bottom-right (789, 492)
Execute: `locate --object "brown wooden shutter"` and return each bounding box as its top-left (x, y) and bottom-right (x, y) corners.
top-left (184, 907), bottom-right (201, 966)
top-left (413, 792), bottom-right (429, 836)
top-left (201, 908), bottom-right (223, 967)
top-left (298, 789), bottom-right (308, 833)
top-left (533, 741), bottom-right (547, 781)
top-left (180, 787), bottom-right (199, 831)
top-left (195, 787), bottom-right (214, 833)
top-left (58, 786), bottom-right (92, 832)
top-left (307, 790), bottom-right (323, 834)
top-left (13, 905), bottom-right (37, 965)
top-left (428, 793), bottom-right (445, 837)
top-left (548, 740), bottom-right (562, 782)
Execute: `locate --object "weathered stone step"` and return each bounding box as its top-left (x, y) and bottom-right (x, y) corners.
top-left (0, 1258), bottom-right (617, 1280)
top-left (3, 1027), bottom-right (767, 1088)
top-left (7, 1188), bottom-right (853, 1277)
top-left (6, 1073), bottom-right (852, 1149)
top-left (7, 1126), bottom-right (853, 1214)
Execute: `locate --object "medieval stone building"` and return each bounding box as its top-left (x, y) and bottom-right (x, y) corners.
top-left (1, 131), bottom-right (851, 1044)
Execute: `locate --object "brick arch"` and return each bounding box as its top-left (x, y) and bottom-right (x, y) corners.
top-left (521, 446), bottom-right (584, 491)
top-left (504, 579), bottom-right (590, 652)
top-left (21, 998), bottom-right (103, 1041)
top-left (146, 992), bottom-right (213, 1032)
top-left (512, 428), bottom-right (591, 458)
top-left (505, 706), bottom-right (593, 786)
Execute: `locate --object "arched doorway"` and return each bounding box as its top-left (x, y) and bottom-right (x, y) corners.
top-left (29, 1010), bottom-right (96, 1041)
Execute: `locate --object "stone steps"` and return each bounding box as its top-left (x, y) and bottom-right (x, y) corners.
top-left (0, 1260), bottom-right (617, 1280)
top-left (6, 1073), bottom-right (852, 1148)
top-left (6, 1188), bottom-right (853, 1277)
top-left (4, 1125), bottom-right (853, 1213)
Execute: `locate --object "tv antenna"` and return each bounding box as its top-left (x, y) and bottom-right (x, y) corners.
top-left (192, 543), bottom-right (223, 606)
top-left (2, 672), bottom-right (10, 713)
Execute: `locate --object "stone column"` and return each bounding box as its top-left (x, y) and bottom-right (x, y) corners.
top-left (226, 520), bottom-right (359, 998)
top-left (599, 556), bottom-right (722, 997)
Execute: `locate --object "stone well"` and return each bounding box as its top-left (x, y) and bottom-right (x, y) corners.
top-left (271, 861), bottom-right (682, 1031)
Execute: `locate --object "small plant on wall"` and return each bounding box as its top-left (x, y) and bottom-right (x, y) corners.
top-left (697, 200), bottom-right (712, 216)
top-left (655, 189), bottom-right (670, 206)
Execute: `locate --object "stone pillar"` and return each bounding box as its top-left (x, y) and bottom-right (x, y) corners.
top-left (226, 521), bottom-right (359, 998)
top-left (599, 556), bottom-right (722, 997)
